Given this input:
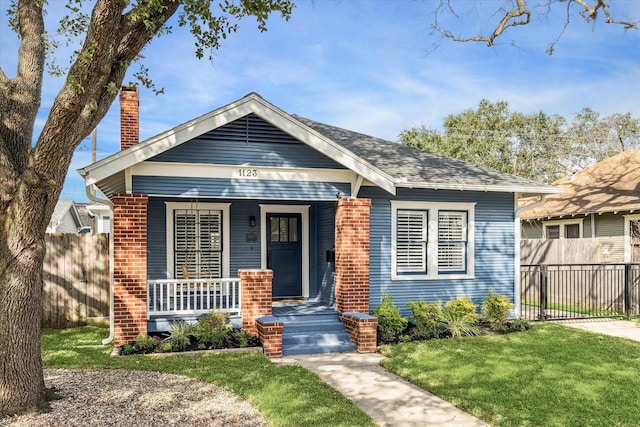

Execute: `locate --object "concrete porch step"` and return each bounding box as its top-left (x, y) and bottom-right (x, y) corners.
top-left (276, 309), bottom-right (356, 356)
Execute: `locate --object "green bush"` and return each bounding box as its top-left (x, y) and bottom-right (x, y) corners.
top-left (439, 314), bottom-right (480, 338)
top-left (121, 344), bottom-right (135, 355)
top-left (164, 320), bottom-right (193, 351)
top-left (482, 289), bottom-right (515, 331)
top-left (133, 333), bottom-right (157, 353)
top-left (191, 311), bottom-right (232, 349)
top-left (407, 300), bottom-right (444, 339)
top-left (509, 316), bottom-right (532, 332)
top-left (373, 293), bottom-right (408, 343)
top-left (443, 295), bottom-right (479, 324)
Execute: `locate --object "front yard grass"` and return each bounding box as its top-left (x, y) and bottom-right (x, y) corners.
top-left (41, 326), bottom-right (375, 427)
top-left (379, 322), bottom-right (640, 426)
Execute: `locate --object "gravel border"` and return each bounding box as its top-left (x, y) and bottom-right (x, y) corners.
top-left (0, 369), bottom-right (268, 427)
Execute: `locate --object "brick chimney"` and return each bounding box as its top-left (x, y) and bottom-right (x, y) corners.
top-left (120, 86), bottom-right (139, 151)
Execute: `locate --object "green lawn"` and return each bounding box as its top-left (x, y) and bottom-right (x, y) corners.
top-left (41, 326), bottom-right (375, 427)
top-left (379, 323), bottom-right (640, 427)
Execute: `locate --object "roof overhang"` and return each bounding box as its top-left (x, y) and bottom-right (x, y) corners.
top-left (78, 93), bottom-right (397, 196)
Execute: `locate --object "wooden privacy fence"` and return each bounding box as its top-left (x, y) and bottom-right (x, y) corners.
top-left (43, 233), bottom-right (109, 328)
top-left (521, 237), bottom-right (624, 265)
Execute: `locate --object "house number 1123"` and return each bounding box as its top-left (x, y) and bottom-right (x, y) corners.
top-left (237, 169), bottom-right (258, 178)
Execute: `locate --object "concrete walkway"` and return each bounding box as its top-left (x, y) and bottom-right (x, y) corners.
top-left (274, 352), bottom-right (488, 427)
top-left (273, 319), bottom-right (640, 426)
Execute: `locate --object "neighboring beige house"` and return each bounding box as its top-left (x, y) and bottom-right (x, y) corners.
top-left (521, 149), bottom-right (640, 263)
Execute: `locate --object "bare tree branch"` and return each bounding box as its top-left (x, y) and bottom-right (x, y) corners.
top-left (433, 0), bottom-right (638, 51)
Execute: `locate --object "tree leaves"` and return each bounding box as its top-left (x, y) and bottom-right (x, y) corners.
top-left (400, 100), bottom-right (640, 183)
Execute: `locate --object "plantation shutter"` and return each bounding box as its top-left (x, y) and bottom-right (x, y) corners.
top-left (396, 210), bottom-right (427, 274)
top-left (175, 209), bottom-right (222, 279)
top-left (437, 211), bottom-right (467, 273)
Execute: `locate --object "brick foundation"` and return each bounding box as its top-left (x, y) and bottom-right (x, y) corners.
top-left (340, 312), bottom-right (378, 353)
top-left (112, 193), bottom-right (148, 346)
top-left (335, 197), bottom-right (371, 313)
top-left (239, 269), bottom-right (273, 336)
top-left (256, 316), bottom-right (284, 357)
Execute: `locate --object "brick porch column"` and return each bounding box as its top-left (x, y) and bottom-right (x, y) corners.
top-left (334, 197), bottom-right (371, 313)
top-left (239, 269), bottom-right (273, 336)
top-left (112, 194), bottom-right (148, 346)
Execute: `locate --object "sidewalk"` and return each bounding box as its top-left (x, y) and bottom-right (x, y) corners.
top-left (553, 318), bottom-right (640, 342)
top-left (273, 352), bottom-right (488, 427)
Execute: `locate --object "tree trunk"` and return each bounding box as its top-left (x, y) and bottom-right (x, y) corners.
top-left (0, 188), bottom-right (51, 415)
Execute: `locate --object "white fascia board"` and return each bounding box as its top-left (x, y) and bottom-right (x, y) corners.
top-left (80, 93), bottom-right (396, 195)
top-left (132, 161), bottom-right (356, 184)
top-left (80, 97), bottom-right (262, 185)
top-left (394, 181), bottom-right (563, 194)
top-left (248, 97), bottom-right (397, 195)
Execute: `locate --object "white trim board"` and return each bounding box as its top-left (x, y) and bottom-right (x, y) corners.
top-left (259, 204), bottom-right (310, 298)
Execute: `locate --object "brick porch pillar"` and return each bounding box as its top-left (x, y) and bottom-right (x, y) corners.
top-left (112, 194), bottom-right (148, 346)
top-left (334, 197), bottom-right (371, 313)
top-left (239, 269), bottom-right (273, 336)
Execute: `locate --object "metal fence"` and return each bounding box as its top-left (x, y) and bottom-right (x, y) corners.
top-left (521, 264), bottom-right (640, 321)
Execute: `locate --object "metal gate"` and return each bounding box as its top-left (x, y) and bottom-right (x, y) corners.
top-left (521, 264), bottom-right (640, 321)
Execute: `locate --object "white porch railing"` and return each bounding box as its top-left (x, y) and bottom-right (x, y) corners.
top-left (147, 278), bottom-right (241, 318)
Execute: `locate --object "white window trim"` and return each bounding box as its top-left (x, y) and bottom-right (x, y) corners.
top-left (542, 218), bottom-right (583, 240)
top-left (623, 214), bottom-right (640, 262)
top-left (391, 201), bottom-right (475, 281)
top-left (165, 202), bottom-right (231, 279)
top-left (259, 204), bottom-right (310, 298)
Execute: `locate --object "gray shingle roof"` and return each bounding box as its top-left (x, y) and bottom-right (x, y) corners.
top-left (295, 116), bottom-right (556, 193)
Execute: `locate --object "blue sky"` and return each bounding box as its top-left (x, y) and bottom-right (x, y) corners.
top-left (1, 0), bottom-right (638, 202)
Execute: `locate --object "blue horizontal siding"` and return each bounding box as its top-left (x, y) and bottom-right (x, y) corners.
top-left (146, 197), bottom-right (330, 297)
top-left (149, 114), bottom-right (345, 169)
top-left (133, 176), bottom-right (350, 200)
top-left (362, 187), bottom-right (516, 315)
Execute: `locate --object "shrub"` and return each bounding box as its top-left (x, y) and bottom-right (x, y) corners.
top-left (443, 295), bottom-right (479, 324)
top-left (439, 314), bottom-right (480, 338)
top-left (373, 293), bottom-right (408, 343)
top-left (191, 311), bottom-right (232, 349)
top-left (510, 316), bottom-right (532, 332)
top-left (482, 289), bottom-right (515, 331)
top-left (121, 344), bottom-right (135, 355)
top-left (407, 300), bottom-right (444, 339)
top-left (164, 320), bottom-right (193, 351)
top-left (133, 333), bottom-right (157, 353)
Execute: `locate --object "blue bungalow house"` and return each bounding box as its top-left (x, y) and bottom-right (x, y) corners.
top-left (78, 88), bottom-right (558, 356)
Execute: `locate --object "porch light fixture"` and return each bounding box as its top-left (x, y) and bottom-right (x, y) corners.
top-left (249, 215), bottom-right (256, 227)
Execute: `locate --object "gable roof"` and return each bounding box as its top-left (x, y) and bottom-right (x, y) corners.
top-left (521, 149), bottom-right (640, 219)
top-left (49, 200), bottom-right (83, 231)
top-left (79, 92), bottom-right (559, 197)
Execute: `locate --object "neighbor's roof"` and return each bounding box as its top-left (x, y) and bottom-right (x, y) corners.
top-left (50, 200), bottom-right (82, 228)
top-left (521, 149), bottom-right (640, 219)
top-left (79, 92), bottom-right (559, 197)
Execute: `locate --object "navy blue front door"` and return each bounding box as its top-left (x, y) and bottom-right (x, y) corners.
top-left (267, 213), bottom-right (302, 298)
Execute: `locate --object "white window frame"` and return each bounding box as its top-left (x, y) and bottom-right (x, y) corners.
top-left (165, 202), bottom-right (231, 279)
top-left (542, 219), bottom-right (583, 240)
top-left (391, 201), bottom-right (475, 280)
top-left (259, 204), bottom-right (310, 298)
top-left (624, 213), bottom-right (640, 262)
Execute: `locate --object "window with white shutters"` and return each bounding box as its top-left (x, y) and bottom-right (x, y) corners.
top-left (174, 209), bottom-right (223, 279)
top-left (396, 210), bottom-right (427, 274)
top-left (391, 201), bottom-right (475, 280)
top-left (438, 211), bottom-right (467, 273)
top-left (166, 202), bottom-right (230, 280)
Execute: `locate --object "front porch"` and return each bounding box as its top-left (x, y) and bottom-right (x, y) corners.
top-left (143, 270), bottom-right (377, 356)
top-left (113, 195), bottom-right (376, 356)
